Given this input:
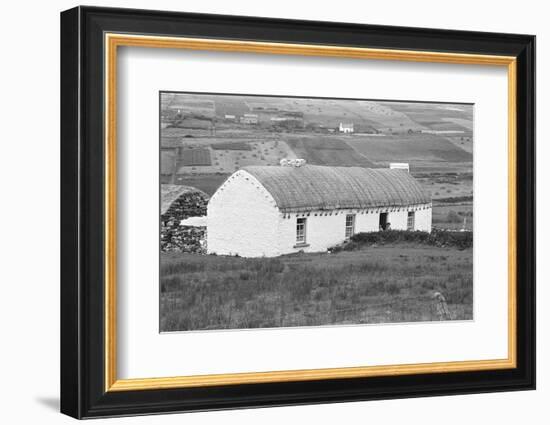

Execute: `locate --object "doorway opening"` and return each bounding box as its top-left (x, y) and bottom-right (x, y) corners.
top-left (379, 212), bottom-right (388, 230)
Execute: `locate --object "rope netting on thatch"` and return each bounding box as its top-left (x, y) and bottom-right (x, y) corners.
top-left (242, 165), bottom-right (430, 213)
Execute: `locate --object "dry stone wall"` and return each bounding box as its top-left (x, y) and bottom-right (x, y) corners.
top-left (161, 190), bottom-right (208, 253)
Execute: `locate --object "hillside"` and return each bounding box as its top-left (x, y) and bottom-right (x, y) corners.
top-left (161, 243), bottom-right (472, 331)
top-left (160, 94), bottom-right (474, 198)
top-left (346, 134), bottom-right (472, 163)
top-left (286, 136), bottom-right (376, 167)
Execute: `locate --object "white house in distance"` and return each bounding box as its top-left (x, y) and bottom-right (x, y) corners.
top-left (240, 114), bottom-right (259, 124)
top-left (207, 160), bottom-right (432, 257)
top-left (339, 122), bottom-right (354, 133)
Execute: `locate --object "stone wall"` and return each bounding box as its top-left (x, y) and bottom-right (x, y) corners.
top-left (161, 225), bottom-right (207, 253)
top-left (161, 190), bottom-right (208, 253)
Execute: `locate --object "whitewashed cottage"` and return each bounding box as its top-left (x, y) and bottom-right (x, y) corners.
top-left (207, 161), bottom-right (431, 257)
top-left (339, 122), bottom-right (354, 133)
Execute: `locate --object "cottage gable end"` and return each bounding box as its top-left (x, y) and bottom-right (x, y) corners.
top-left (207, 170), bottom-right (281, 257)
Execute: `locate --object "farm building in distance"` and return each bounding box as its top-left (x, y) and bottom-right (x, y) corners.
top-left (207, 161), bottom-right (432, 257)
top-left (240, 114), bottom-right (259, 124)
top-left (389, 162), bottom-right (410, 172)
top-left (339, 122), bottom-right (354, 133)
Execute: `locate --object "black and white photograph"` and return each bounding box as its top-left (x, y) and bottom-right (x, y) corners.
top-left (53, 3), bottom-right (537, 420)
top-left (159, 92), bottom-right (474, 332)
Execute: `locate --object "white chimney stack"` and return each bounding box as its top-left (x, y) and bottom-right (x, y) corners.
top-left (280, 158), bottom-right (307, 167)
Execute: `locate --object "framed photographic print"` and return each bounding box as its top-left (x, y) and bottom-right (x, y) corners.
top-left (60, 6), bottom-right (535, 419)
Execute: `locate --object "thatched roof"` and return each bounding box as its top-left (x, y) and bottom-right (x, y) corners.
top-left (161, 185), bottom-right (208, 215)
top-left (242, 165), bottom-right (430, 213)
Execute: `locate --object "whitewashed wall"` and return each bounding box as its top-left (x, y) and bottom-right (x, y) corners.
top-left (207, 171), bottom-right (280, 257)
top-left (355, 212), bottom-right (380, 232)
top-left (385, 208), bottom-right (430, 231)
top-left (388, 211), bottom-right (407, 230)
top-left (276, 212), bottom-right (348, 254)
top-left (415, 208), bottom-right (432, 232)
top-left (276, 206), bottom-right (431, 255)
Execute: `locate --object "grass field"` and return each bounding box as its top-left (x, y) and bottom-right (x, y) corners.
top-left (432, 203), bottom-right (473, 230)
top-left (169, 173), bottom-right (230, 196)
top-left (387, 102), bottom-right (473, 136)
top-left (179, 148), bottom-right (212, 166)
top-left (413, 171), bottom-right (473, 201)
top-left (160, 240), bottom-right (473, 332)
top-left (160, 150), bottom-right (176, 175)
top-left (346, 134), bottom-right (472, 163)
top-left (210, 142), bottom-right (252, 150)
top-left (287, 136), bottom-right (376, 167)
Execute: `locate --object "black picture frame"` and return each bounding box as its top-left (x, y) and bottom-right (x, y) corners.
top-left (61, 5), bottom-right (535, 419)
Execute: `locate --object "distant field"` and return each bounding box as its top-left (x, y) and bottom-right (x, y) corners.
top-left (159, 94), bottom-right (475, 212)
top-left (161, 94), bottom-right (474, 136)
top-left (287, 136), bottom-right (376, 167)
top-left (161, 127), bottom-right (213, 141)
top-left (387, 102), bottom-right (474, 137)
top-left (414, 171), bottom-right (473, 201)
top-left (160, 94), bottom-right (475, 176)
top-left (408, 162), bottom-right (473, 174)
top-left (179, 148), bottom-right (212, 166)
top-left (172, 173), bottom-right (230, 196)
top-left (347, 134), bottom-right (472, 163)
top-left (211, 142), bottom-right (252, 150)
top-left (213, 96), bottom-right (252, 117)
top-left (160, 150), bottom-right (176, 175)
top-left (160, 243), bottom-right (473, 332)
top-left (210, 140), bottom-right (289, 172)
top-left (164, 95), bottom-right (216, 118)
top-left (445, 135), bottom-right (473, 153)
top-left (432, 203), bottom-right (473, 230)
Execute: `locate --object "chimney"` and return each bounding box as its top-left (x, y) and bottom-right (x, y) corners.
top-left (280, 158), bottom-right (307, 167)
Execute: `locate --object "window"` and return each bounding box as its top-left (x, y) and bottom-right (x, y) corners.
top-left (296, 217), bottom-right (307, 244)
top-left (345, 214), bottom-right (355, 239)
top-left (407, 211), bottom-right (415, 230)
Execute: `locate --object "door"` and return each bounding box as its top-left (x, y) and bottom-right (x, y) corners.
top-left (379, 212), bottom-right (388, 230)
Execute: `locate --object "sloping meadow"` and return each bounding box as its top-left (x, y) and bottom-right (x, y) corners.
top-left (160, 232), bottom-right (473, 332)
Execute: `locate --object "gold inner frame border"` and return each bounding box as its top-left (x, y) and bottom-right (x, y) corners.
top-left (104, 33), bottom-right (517, 392)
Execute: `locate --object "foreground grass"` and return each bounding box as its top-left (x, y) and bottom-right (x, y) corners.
top-left (160, 242), bottom-right (472, 332)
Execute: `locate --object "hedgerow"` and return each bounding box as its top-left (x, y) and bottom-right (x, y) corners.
top-left (328, 229), bottom-right (472, 253)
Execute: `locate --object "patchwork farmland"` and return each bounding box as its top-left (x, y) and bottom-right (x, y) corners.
top-left (160, 95), bottom-right (473, 230)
